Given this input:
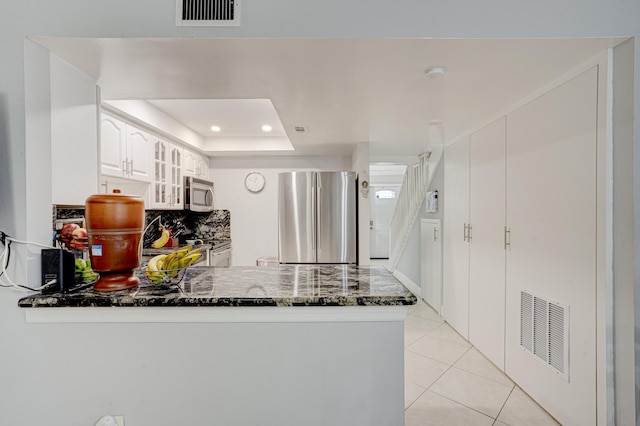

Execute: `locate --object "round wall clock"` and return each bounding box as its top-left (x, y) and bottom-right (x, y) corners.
top-left (245, 172), bottom-right (266, 193)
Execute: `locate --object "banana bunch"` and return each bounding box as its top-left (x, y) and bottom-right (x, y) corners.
top-left (145, 245), bottom-right (203, 284)
top-left (151, 225), bottom-right (171, 248)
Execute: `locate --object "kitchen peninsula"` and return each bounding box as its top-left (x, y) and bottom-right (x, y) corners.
top-left (18, 265), bottom-right (416, 426)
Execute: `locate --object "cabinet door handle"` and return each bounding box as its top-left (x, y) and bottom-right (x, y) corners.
top-left (463, 223), bottom-right (468, 242)
top-left (122, 159), bottom-right (128, 176)
top-left (129, 160), bottom-right (134, 176)
top-left (468, 224), bottom-right (472, 242)
top-left (433, 227), bottom-right (438, 242)
top-left (504, 226), bottom-right (511, 249)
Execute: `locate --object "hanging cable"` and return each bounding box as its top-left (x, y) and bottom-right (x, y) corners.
top-left (0, 233), bottom-right (55, 292)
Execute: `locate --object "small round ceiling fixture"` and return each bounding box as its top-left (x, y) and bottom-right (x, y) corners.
top-left (425, 66), bottom-right (447, 79)
top-left (210, 125), bottom-right (221, 132)
top-left (262, 125), bottom-right (272, 132)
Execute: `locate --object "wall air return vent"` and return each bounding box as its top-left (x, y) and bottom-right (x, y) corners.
top-left (520, 290), bottom-right (569, 381)
top-left (176, 0), bottom-right (240, 27)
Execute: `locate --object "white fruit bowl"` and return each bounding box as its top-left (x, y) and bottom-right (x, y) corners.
top-left (138, 265), bottom-right (188, 286)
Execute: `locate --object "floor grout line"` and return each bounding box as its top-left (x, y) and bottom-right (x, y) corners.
top-left (406, 302), bottom-right (517, 423)
top-left (425, 388), bottom-right (499, 422)
top-left (491, 385), bottom-right (516, 426)
top-left (447, 364), bottom-right (516, 389)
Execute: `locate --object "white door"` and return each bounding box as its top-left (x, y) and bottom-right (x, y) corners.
top-left (504, 68), bottom-right (598, 425)
top-left (369, 186), bottom-right (399, 258)
top-left (468, 117), bottom-right (506, 369)
top-left (421, 219), bottom-right (442, 314)
top-left (443, 137), bottom-right (470, 339)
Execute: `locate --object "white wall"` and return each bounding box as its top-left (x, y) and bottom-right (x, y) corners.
top-left (396, 158), bottom-right (444, 287)
top-left (353, 142), bottom-right (371, 265)
top-left (611, 38), bottom-right (636, 426)
top-left (0, 1), bottom-right (638, 424)
top-left (51, 55), bottom-right (99, 205)
top-left (209, 155), bottom-right (352, 266)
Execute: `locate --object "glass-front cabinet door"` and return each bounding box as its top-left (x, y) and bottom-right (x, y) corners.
top-left (151, 139), bottom-right (184, 209)
top-left (152, 139), bottom-right (168, 208)
top-left (170, 145), bottom-right (183, 208)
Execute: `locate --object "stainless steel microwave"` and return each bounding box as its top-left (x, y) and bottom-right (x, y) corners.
top-left (184, 176), bottom-right (214, 212)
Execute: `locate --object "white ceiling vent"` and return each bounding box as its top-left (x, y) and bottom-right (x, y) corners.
top-left (176, 0), bottom-right (240, 27)
top-left (520, 290), bottom-right (569, 381)
top-left (293, 126), bottom-right (307, 133)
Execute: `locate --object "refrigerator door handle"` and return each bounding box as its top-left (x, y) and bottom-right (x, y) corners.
top-left (311, 181), bottom-right (316, 258)
top-left (316, 184), bottom-right (321, 254)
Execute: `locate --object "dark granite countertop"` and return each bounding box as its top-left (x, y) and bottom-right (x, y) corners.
top-left (18, 265), bottom-right (417, 308)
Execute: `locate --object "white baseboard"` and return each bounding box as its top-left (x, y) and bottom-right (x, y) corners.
top-left (392, 269), bottom-right (421, 298)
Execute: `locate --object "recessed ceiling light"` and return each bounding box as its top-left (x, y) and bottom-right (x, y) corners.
top-left (425, 66), bottom-right (447, 79)
top-left (210, 125), bottom-right (221, 132)
top-left (262, 125), bottom-right (272, 132)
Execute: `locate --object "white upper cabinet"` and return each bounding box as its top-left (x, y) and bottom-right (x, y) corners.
top-left (101, 111), bottom-right (206, 207)
top-left (100, 115), bottom-right (127, 177)
top-left (197, 154), bottom-right (209, 179)
top-left (183, 148), bottom-right (209, 179)
top-left (184, 149), bottom-right (197, 177)
top-left (126, 126), bottom-right (153, 182)
top-left (101, 113), bottom-right (152, 182)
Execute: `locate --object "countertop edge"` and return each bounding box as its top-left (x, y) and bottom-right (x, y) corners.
top-left (24, 305), bottom-right (410, 324)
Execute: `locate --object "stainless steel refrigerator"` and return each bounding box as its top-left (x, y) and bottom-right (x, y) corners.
top-left (278, 171), bottom-right (357, 264)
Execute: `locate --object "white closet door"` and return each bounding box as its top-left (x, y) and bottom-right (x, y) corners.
top-left (421, 219), bottom-right (442, 314)
top-left (505, 67), bottom-right (598, 425)
top-left (468, 117), bottom-right (506, 369)
top-left (443, 137), bottom-right (470, 338)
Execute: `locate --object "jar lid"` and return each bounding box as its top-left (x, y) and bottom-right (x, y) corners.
top-left (85, 193), bottom-right (144, 205)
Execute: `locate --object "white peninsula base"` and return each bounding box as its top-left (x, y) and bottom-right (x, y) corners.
top-left (20, 306), bottom-right (408, 426)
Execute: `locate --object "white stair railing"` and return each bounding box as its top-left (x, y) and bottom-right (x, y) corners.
top-left (388, 153), bottom-right (430, 271)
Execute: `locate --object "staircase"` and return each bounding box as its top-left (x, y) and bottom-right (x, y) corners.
top-left (387, 153), bottom-right (431, 271)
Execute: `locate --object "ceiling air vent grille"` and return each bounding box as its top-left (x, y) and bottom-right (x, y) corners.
top-left (520, 290), bottom-right (569, 381)
top-left (294, 126), bottom-right (307, 133)
top-left (176, 0), bottom-right (240, 27)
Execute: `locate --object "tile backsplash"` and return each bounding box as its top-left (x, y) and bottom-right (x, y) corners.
top-left (144, 209), bottom-right (230, 242)
top-left (54, 205), bottom-right (231, 243)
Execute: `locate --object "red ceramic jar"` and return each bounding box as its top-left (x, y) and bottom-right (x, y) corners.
top-left (85, 191), bottom-right (145, 292)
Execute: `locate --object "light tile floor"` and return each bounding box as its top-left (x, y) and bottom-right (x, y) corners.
top-left (404, 298), bottom-right (560, 426)
top-left (369, 259), bottom-right (560, 425)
